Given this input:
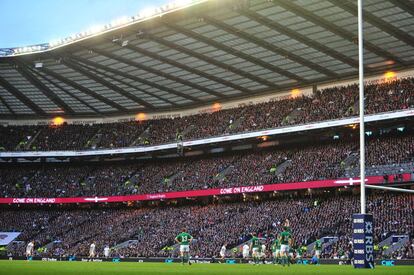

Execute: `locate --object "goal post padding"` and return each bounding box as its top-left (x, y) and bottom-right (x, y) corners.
top-left (352, 213), bottom-right (374, 268)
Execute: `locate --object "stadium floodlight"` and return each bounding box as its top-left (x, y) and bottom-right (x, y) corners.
top-left (52, 116), bottom-right (65, 126)
top-left (110, 15), bottom-right (134, 28)
top-left (175, 0), bottom-right (193, 7)
top-left (51, 40), bottom-right (58, 46)
top-left (140, 7), bottom-right (157, 18)
top-left (87, 25), bottom-right (105, 35)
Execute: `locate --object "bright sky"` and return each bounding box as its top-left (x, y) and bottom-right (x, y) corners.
top-left (0, 0), bottom-right (170, 48)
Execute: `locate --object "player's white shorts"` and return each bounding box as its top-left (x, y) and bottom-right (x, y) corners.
top-left (280, 244), bottom-right (289, 253)
top-left (104, 252), bottom-right (109, 257)
top-left (220, 252), bottom-right (225, 258)
top-left (89, 252), bottom-right (95, 257)
top-left (26, 251), bottom-right (32, 256)
top-left (315, 250), bottom-right (321, 257)
top-left (289, 252), bottom-right (294, 257)
top-left (243, 252), bottom-right (249, 258)
top-left (180, 245), bottom-right (190, 252)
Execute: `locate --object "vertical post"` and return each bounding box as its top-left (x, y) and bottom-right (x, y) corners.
top-left (358, 0), bottom-right (366, 214)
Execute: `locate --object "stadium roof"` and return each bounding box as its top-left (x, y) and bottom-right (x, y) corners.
top-left (0, 0), bottom-right (413, 118)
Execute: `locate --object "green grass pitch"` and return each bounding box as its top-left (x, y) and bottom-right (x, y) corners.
top-left (0, 261), bottom-right (413, 275)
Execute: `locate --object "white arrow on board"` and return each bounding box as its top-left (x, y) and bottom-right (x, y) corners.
top-left (84, 197), bottom-right (108, 203)
top-left (334, 178), bottom-right (368, 186)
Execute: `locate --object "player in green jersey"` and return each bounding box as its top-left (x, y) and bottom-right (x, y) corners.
top-left (279, 229), bottom-right (292, 267)
top-left (288, 246), bottom-right (295, 264)
top-left (314, 239), bottom-right (322, 264)
top-left (296, 247), bottom-right (304, 264)
top-left (175, 228), bottom-right (193, 265)
top-left (271, 237), bottom-right (281, 265)
top-left (249, 232), bottom-right (261, 265)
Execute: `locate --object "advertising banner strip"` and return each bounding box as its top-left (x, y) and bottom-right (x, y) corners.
top-left (0, 174), bottom-right (409, 204)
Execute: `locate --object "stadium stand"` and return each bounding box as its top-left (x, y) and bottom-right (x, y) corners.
top-left (1, 0), bottom-right (414, 270)
top-left (1, 192), bottom-right (412, 259)
top-left (0, 78), bottom-right (414, 151)
top-left (1, 132), bottom-right (413, 198)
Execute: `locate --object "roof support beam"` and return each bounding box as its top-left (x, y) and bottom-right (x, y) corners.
top-left (40, 66), bottom-right (128, 112)
top-left (388, 0), bottom-right (414, 18)
top-left (15, 61), bottom-right (75, 115)
top-left (90, 44), bottom-right (225, 100)
top-left (61, 58), bottom-right (156, 110)
top-left (119, 40), bottom-right (253, 96)
top-left (203, 15), bottom-right (338, 78)
top-left (70, 52), bottom-right (199, 104)
top-left (0, 93), bottom-right (15, 115)
top-left (275, 0), bottom-right (407, 66)
top-left (165, 21), bottom-right (306, 83)
top-left (69, 55), bottom-right (179, 107)
top-left (29, 67), bottom-right (104, 115)
top-left (329, 0), bottom-right (414, 48)
top-left (145, 32), bottom-right (277, 88)
top-left (0, 74), bottom-right (46, 116)
top-left (239, 9), bottom-right (360, 71)
top-left (86, 47), bottom-right (202, 103)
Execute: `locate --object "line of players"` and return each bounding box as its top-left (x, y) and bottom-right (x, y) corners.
top-left (25, 220), bottom-right (322, 265)
top-left (25, 240), bottom-right (110, 259)
top-left (219, 233), bottom-right (322, 266)
top-left (176, 219), bottom-right (322, 266)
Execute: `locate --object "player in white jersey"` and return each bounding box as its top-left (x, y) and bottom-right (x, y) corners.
top-left (104, 246), bottom-right (110, 258)
top-left (89, 241), bottom-right (96, 258)
top-left (260, 244), bottom-right (267, 261)
top-left (26, 241), bottom-right (34, 259)
top-left (242, 244), bottom-right (250, 259)
top-left (220, 243), bottom-right (227, 260)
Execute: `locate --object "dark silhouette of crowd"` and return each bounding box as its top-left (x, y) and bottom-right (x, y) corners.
top-left (0, 78), bottom-right (413, 151)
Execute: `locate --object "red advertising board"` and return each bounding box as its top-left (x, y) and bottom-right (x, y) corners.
top-left (0, 174), bottom-right (409, 204)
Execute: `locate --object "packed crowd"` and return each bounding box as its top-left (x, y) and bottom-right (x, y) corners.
top-left (1, 192), bottom-right (413, 259)
top-left (0, 78), bottom-right (413, 151)
top-left (1, 133), bottom-right (413, 198)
